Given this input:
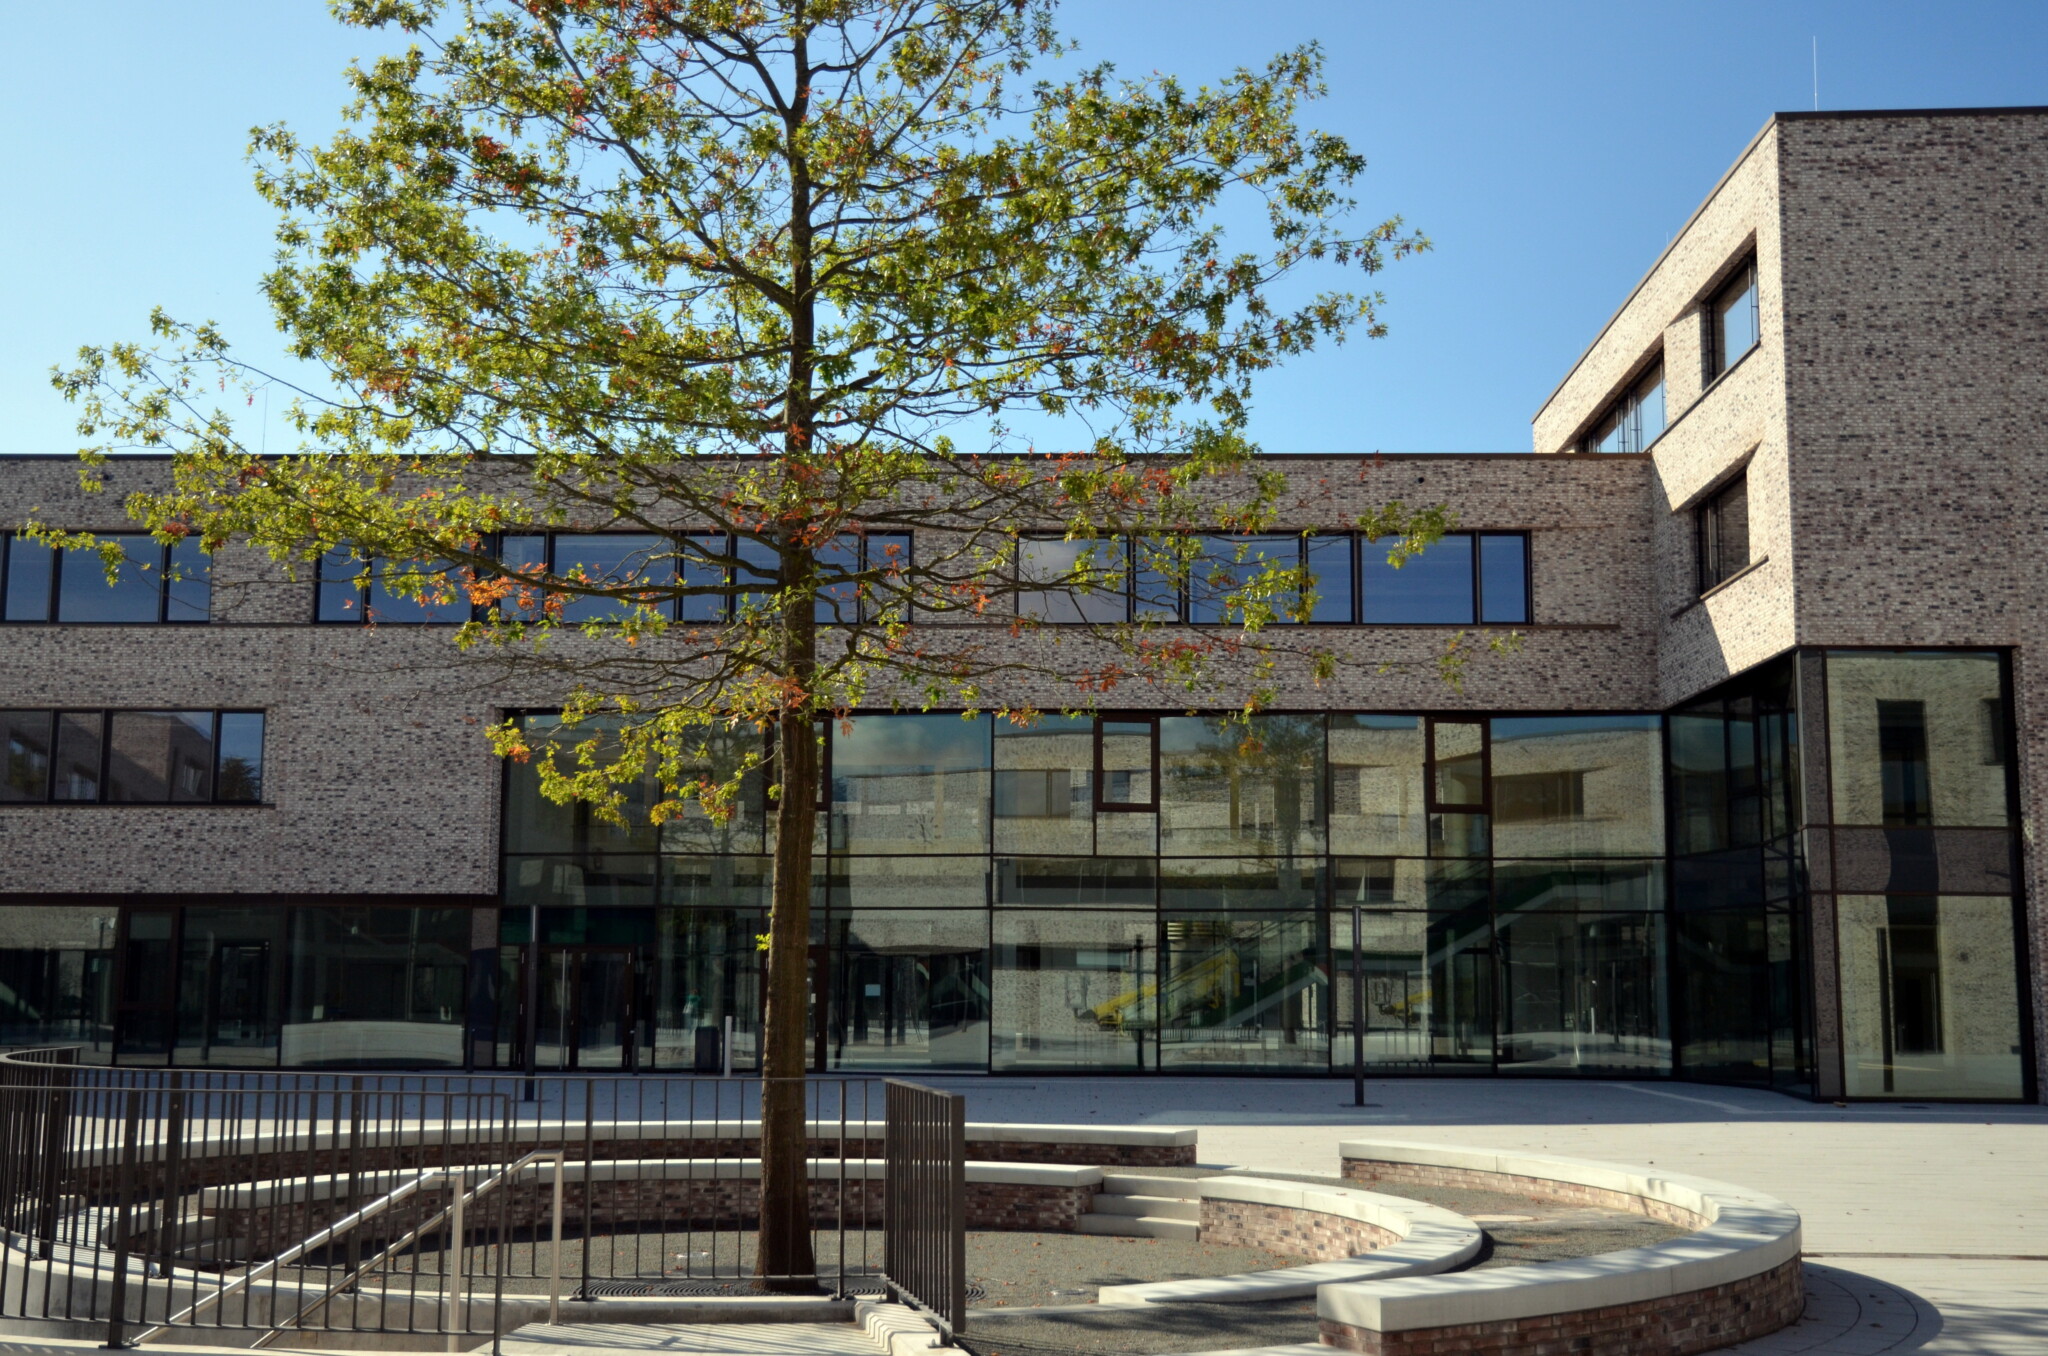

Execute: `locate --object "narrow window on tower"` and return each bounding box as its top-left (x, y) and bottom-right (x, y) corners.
top-left (1695, 472), bottom-right (1749, 594)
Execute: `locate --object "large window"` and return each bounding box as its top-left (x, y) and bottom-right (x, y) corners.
top-left (1837, 894), bottom-right (2025, 1099)
top-left (1826, 651), bottom-right (2012, 827)
top-left (1696, 472), bottom-right (1749, 593)
top-left (1707, 257), bottom-right (1760, 380)
top-left (1579, 360), bottom-right (1667, 454)
top-left (1361, 532), bottom-right (1529, 625)
top-left (316, 548), bottom-right (475, 623)
top-left (0, 710), bottom-right (263, 804)
top-left (1, 532), bottom-right (209, 623)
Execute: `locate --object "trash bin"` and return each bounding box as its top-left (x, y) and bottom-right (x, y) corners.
top-left (694, 1024), bottom-right (722, 1073)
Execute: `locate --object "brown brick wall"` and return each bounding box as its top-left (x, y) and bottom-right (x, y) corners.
top-left (1338, 1158), bottom-right (1708, 1230)
top-left (1318, 1256), bottom-right (1804, 1356)
top-left (1199, 1198), bottom-right (1395, 1259)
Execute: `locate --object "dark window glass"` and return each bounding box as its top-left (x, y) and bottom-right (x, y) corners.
top-left (1131, 538), bottom-right (1181, 622)
top-left (553, 533), bottom-right (669, 622)
top-left (1, 710), bottom-right (52, 801)
top-left (2, 534), bottom-right (55, 621)
top-left (164, 537), bottom-right (211, 622)
top-left (1362, 532), bottom-right (1475, 624)
top-left (1580, 361), bottom-right (1667, 454)
top-left (1306, 535), bottom-right (1354, 623)
top-left (316, 547), bottom-right (366, 621)
top-left (814, 532), bottom-right (909, 624)
top-left (56, 535), bottom-right (162, 622)
top-left (108, 711), bottom-right (215, 803)
top-left (287, 907), bottom-right (469, 1067)
top-left (1709, 258), bottom-right (1760, 379)
top-left (677, 532), bottom-right (728, 623)
top-left (994, 768), bottom-right (1071, 819)
top-left (1189, 536), bottom-right (1296, 625)
top-left (1876, 700), bottom-right (1932, 826)
top-left (733, 535), bottom-right (782, 621)
top-left (1696, 474), bottom-right (1749, 592)
top-left (495, 534), bottom-right (550, 619)
top-left (1478, 534), bottom-right (1529, 624)
top-left (1018, 536), bottom-right (1126, 623)
top-left (216, 713), bottom-right (266, 802)
top-left (1431, 720), bottom-right (1487, 808)
top-left (1097, 719), bottom-right (1157, 810)
top-left (373, 560), bottom-right (470, 623)
top-left (51, 712), bottom-right (103, 802)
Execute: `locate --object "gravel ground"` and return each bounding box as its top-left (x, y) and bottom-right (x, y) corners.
top-left (964, 1298), bottom-right (1320, 1356)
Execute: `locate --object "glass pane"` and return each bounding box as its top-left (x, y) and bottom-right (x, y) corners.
top-left (0, 906), bottom-right (117, 1058)
top-left (1494, 860), bottom-right (1663, 913)
top-left (995, 857), bottom-right (1154, 908)
top-left (57, 535), bottom-right (161, 622)
top-left (991, 912), bottom-right (1152, 1072)
top-left (1496, 911), bottom-right (1669, 1075)
top-left (1673, 909), bottom-right (1773, 1083)
top-left (677, 532), bottom-right (728, 623)
top-left (286, 907), bottom-right (469, 1067)
top-left (1, 710), bottom-right (52, 802)
top-left (1018, 538), bottom-right (1126, 623)
top-left (1157, 912), bottom-right (1327, 1071)
top-left (1489, 716), bottom-right (1663, 856)
top-left (732, 534), bottom-right (782, 622)
top-left (1159, 858), bottom-right (1321, 912)
top-left (1189, 536), bottom-right (1295, 625)
top-left (1329, 716), bottom-right (1426, 855)
top-left (1715, 266), bottom-right (1759, 370)
top-left (496, 534), bottom-right (549, 618)
top-left (1332, 856), bottom-right (1431, 910)
top-left (1838, 894), bottom-right (2024, 1099)
top-left (831, 713), bottom-right (991, 854)
top-left (51, 711), bottom-right (103, 802)
top-left (1306, 535), bottom-right (1354, 623)
top-left (1334, 906), bottom-right (1493, 1071)
top-left (827, 910), bottom-right (989, 1071)
top-left (503, 717), bottom-right (579, 854)
top-left (553, 533), bottom-right (670, 622)
top-left (165, 537), bottom-right (211, 622)
top-left (650, 907), bottom-right (761, 1072)
top-left (107, 711), bottom-right (214, 803)
top-left (1159, 714), bottom-right (1324, 857)
top-left (1130, 538), bottom-right (1181, 622)
top-left (1636, 364), bottom-right (1666, 445)
top-left (658, 726), bottom-right (767, 855)
top-left (175, 907), bottom-right (284, 1067)
top-left (1362, 532), bottom-right (1473, 624)
top-left (2, 535), bottom-right (54, 621)
top-left (814, 533), bottom-right (862, 624)
top-left (1477, 535), bottom-right (1529, 624)
top-left (214, 713), bottom-right (264, 802)
top-left (1098, 719), bottom-right (1154, 808)
top-left (993, 716), bottom-right (1093, 855)
top-left (370, 558), bottom-right (471, 623)
top-left (116, 909), bottom-right (176, 1063)
top-left (1432, 720), bottom-right (1486, 807)
top-left (1826, 652), bottom-right (2009, 827)
top-left (836, 855), bottom-right (987, 910)
top-left (505, 856), bottom-right (658, 910)
top-left (317, 546), bottom-right (366, 621)
top-left (662, 854), bottom-right (772, 910)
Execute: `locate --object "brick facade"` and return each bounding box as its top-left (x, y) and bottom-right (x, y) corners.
top-left (1318, 1257), bottom-right (1805, 1356)
top-left (1199, 1199), bottom-right (1396, 1259)
top-left (1339, 1159), bottom-right (1707, 1230)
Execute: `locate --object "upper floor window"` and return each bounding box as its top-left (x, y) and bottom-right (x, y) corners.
top-left (495, 531), bottom-right (906, 625)
top-left (0, 709), bottom-right (264, 804)
top-left (1, 532), bottom-right (210, 624)
top-left (1020, 532), bottom-right (1529, 627)
top-left (1579, 360), bottom-right (1666, 454)
top-left (316, 549), bottom-right (475, 623)
top-left (1696, 472), bottom-right (1749, 593)
top-left (1707, 257), bottom-right (1759, 380)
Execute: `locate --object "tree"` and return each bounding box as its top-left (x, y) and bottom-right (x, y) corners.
top-left (53, 0), bottom-right (1455, 1289)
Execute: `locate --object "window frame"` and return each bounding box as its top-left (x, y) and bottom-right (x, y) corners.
top-left (1577, 357), bottom-right (1668, 455)
top-left (0, 708), bottom-right (266, 805)
top-left (1, 531), bottom-right (211, 625)
top-left (1093, 715), bottom-right (1160, 813)
top-left (1706, 256), bottom-right (1761, 382)
top-left (315, 548), bottom-right (480, 625)
top-left (1695, 472), bottom-right (1750, 595)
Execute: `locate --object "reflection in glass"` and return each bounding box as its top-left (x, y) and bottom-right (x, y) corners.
top-left (506, 856), bottom-right (658, 910)
top-left (1099, 720), bottom-right (1155, 810)
top-left (1494, 860), bottom-right (1662, 913)
top-left (1189, 536), bottom-right (1296, 625)
top-left (1306, 535), bottom-right (1355, 624)
top-left (176, 907), bottom-right (285, 1067)
top-left (0, 906), bottom-right (115, 1060)
top-left (831, 714), bottom-right (991, 853)
top-left (992, 912), bottom-right (1151, 1071)
top-left (1, 711), bottom-right (52, 801)
top-left (2, 534), bottom-right (54, 621)
top-left (835, 855), bottom-right (986, 910)
top-left (1489, 716), bottom-right (1663, 857)
top-left (215, 713), bottom-right (265, 802)
top-left (1363, 532), bottom-right (1473, 624)
top-left (1329, 717), bottom-right (1425, 855)
top-left (1335, 908), bottom-right (1493, 1071)
top-left (994, 716), bottom-right (1092, 855)
top-left (56, 535), bottom-right (161, 622)
top-left (1838, 894), bottom-right (2023, 1099)
top-left (165, 537), bottom-right (211, 622)
top-left (286, 908), bottom-right (470, 1066)
top-left (1018, 537), bottom-right (1126, 623)
top-left (1432, 721), bottom-right (1486, 807)
top-left (995, 857), bottom-right (1154, 908)
top-left (1496, 911), bottom-right (1668, 1074)
top-left (652, 908), bottom-right (761, 1071)
top-left (552, 533), bottom-right (670, 622)
top-left (51, 712), bottom-right (103, 802)
top-left (1478, 534), bottom-right (1529, 624)
top-left (1160, 858), bottom-right (1321, 913)
top-left (1826, 652), bottom-right (2010, 828)
top-left (1157, 912), bottom-right (1326, 1071)
top-left (1673, 909), bottom-right (1773, 1083)
top-left (828, 911), bottom-right (989, 1070)
top-left (107, 711), bottom-right (215, 803)
top-left (1160, 715), bottom-right (1324, 857)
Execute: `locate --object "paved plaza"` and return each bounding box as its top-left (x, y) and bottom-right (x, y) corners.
top-left (912, 1075), bottom-right (2048, 1355)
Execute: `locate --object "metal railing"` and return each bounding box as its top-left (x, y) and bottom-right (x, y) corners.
top-left (881, 1080), bottom-right (966, 1337)
top-left (0, 1050), bottom-right (888, 1346)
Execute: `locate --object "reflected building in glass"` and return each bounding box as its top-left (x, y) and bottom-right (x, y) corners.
top-left (0, 107), bottom-right (2042, 1102)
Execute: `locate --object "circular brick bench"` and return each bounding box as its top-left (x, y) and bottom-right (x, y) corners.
top-left (1319, 1140), bottom-right (1803, 1356)
top-left (1098, 1177), bottom-right (1482, 1304)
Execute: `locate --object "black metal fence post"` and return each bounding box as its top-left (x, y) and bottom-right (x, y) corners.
top-left (104, 1091), bottom-right (141, 1349)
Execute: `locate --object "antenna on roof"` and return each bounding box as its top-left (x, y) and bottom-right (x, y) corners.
top-left (1812, 37), bottom-right (1819, 111)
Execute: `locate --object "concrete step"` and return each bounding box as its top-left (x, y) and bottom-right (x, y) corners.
top-left (501, 1321), bottom-right (885, 1356)
top-left (1090, 1193), bottom-right (1202, 1221)
top-left (1100, 1171), bottom-right (1203, 1199)
top-left (1073, 1212), bottom-right (1201, 1241)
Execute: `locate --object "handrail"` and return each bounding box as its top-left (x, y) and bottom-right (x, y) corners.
top-left (131, 1151), bottom-right (568, 1348)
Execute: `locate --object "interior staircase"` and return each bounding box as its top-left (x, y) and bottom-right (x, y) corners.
top-left (1074, 1171), bottom-right (1202, 1241)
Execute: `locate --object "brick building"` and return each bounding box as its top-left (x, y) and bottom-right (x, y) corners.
top-left (0, 108), bottom-right (2037, 1101)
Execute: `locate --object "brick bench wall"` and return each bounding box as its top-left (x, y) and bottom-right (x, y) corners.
top-left (1200, 1199), bottom-right (1397, 1260)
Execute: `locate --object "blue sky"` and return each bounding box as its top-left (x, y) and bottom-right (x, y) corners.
top-left (4, 1), bottom-right (2045, 457)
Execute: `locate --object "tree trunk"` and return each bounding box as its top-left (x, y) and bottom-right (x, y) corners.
top-left (758, 699), bottom-right (820, 1289)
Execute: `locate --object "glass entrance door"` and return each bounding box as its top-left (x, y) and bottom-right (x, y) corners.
top-left (532, 946), bottom-right (637, 1071)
